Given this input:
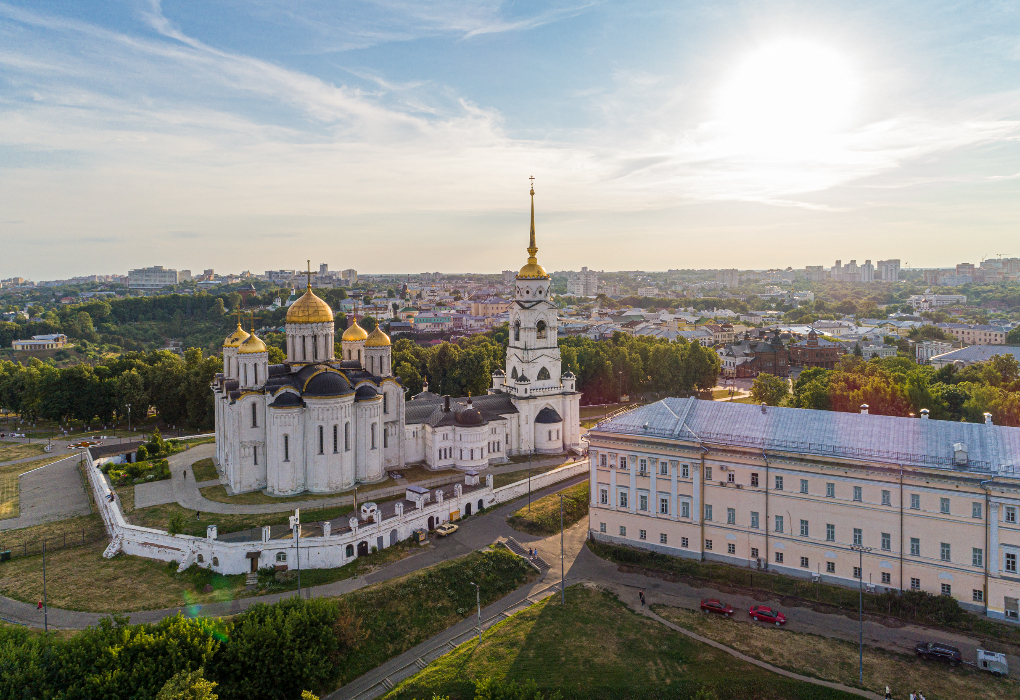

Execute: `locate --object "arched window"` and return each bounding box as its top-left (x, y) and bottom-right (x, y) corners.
top-left (514, 320), bottom-right (520, 342)
top-left (346, 544), bottom-right (354, 557)
top-left (254, 447), bottom-right (258, 466)
top-left (345, 422), bottom-right (350, 451)
top-left (197, 554), bottom-right (204, 563)
top-left (511, 367), bottom-right (518, 380)
top-left (536, 320), bottom-right (546, 339)
top-left (254, 364), bottom-right (258, 384)
top-left (371, 424), bottom-right (376, 449)
top-left (276, 552), bottom-right (287, 562)
top-left (537, 366), bottom-right (550, 380)
top-left (318, 425), bottom-right (324, 454)
top-left (283, 434), bottom-right (290, 461)
top-left (313, 336), bottom-right (318, 360)
top-left (302, 336), bottom-right (307, 361)
top-left (243, 364), bottom-right (248, 385)
top-left (252, 403), bottom-right (258, 428)
top-left (383, 393), bottom-right (388, 414)
top-left (212, 557), bottom-right (219, 566)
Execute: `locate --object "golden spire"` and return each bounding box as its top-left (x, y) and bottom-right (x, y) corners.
top-left (528, 175), bottom-right (537, 263)
top-left (517, 176), bottom-right (549, 280)
top-left (306, 259), bottom-right (313, 290)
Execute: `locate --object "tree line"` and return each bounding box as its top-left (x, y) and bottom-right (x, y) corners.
top-left (751, 353), bottom-right (1020, 426)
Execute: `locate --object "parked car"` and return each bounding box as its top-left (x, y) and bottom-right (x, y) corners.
top-left (915, 641), bottom-right (962, 666)
top-left (749, 605), bottom-right (787, 625)
top-left (700, 599), bottom-right (734, 616)
top-left (435, 523), bottom-right (459, 537)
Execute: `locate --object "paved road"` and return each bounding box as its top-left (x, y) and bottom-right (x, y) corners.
top-left (0, 471), bottom-right (587, 629)
top-left (0, 455), bottom-right (91, 531)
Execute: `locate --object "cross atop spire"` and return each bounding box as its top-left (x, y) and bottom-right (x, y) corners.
top-left (305, 259), bottom-right (315, 290)
top-left (527, 176), bottom-right (537, 261)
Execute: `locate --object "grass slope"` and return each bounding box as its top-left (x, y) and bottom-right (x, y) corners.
top-left (384, 585), bottom-right (859, 700)
top-left (190, 457), bottom-right (219, 482)
top-left (507, 481), bottom-right (589, 537)
top-left (655, 605), bottom-right (1015, 700)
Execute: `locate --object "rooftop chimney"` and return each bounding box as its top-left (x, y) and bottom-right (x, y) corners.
top-left (444, 395), bottom-right (450, 412)
top-left (860, 404), bottom-right (869, 415)
top-left (920, 408), bottom-right (930, 420)
top-left (984, 412), bottom-right (993, 426)
top-left (760, 402), bottom-right (767, 414)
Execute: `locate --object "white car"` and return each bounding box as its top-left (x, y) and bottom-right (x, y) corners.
top-left (435, 523), bottom-right (459, 537)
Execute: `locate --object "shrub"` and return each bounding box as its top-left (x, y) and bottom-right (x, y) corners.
top-left (136, 444), bottom-right (149, 461)
top-left (168, 511), bottom-right (186, 535)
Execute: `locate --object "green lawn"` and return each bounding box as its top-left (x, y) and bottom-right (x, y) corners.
top-left (384, 585), bottom-right (860, 700)
top-left (507, 481), bottom-right (589, 537)
top-left (190, 457), bottom-right (219, 482)
top-left (335, 549), bottom-right (537, 688)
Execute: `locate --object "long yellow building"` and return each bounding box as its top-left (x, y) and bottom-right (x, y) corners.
top-left (587, 398), bottom-right (1020, 622)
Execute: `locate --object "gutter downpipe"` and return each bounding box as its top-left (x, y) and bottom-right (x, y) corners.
top-left (981, 479), bottom-right (993, 617)
top-left (763, 449), bottom-right (770, 572)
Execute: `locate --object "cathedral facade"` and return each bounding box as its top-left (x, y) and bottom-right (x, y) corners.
top-left (213, 185), bottom-right (581, 495)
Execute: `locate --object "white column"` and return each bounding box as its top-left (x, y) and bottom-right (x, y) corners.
top-left (589, 455), bottom-right (597, 506)
top-left (990, 503), bottom-right (1000, 576)
top-left (610, 467), bottom-right (617, 511)
top-left (671, 461), bottom-right (678, 521)
top-left (650, 459), bottom-right (657, 518)
top-left (629, 455), bottom-right (637, 515)
top-left (692, 461), bottom-right (702, 526)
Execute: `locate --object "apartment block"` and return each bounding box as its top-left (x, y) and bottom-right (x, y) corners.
top-left (588, 398), bottom-right (1020, 622)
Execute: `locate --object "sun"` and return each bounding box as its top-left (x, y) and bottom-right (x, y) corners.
top-left (715, 40), bottom-right (860, 158)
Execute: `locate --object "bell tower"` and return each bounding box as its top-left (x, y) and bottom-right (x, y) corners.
top-left (505, 180), bottom-right (561, 393)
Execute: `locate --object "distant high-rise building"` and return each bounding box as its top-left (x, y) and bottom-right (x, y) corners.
top-left (127, 266), bottom-right (182, 290)
top-left (341, 269), bottom-right (358, 285)
top-left (877, 259), bottom-right (900, 282)
top-left (567, 267), bottom-right (600, 296)
top-left (716, 269), bottom-right (740, 288)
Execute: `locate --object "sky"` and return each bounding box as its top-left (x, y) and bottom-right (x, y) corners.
top-left (2, 0), bottom-right (1019, 279)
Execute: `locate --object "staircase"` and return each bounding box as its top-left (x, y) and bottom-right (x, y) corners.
top-left (245, 573), bottom-right (258, 588)
top-left (102, 535), bottom-right (123, 559)
top-left (503, 536), bottom-right (551, 574)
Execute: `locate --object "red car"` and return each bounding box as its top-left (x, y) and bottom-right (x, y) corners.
top-left (749, 605), bottom-right (787, 625)
top-left (700, 598), bottom-right (734, 616)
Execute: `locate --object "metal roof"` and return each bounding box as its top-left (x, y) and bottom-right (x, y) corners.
top-left (593, 397), bottom-right (1020, 475)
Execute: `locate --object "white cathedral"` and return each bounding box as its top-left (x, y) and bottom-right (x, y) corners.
top-left (213, 186), bottom-right (582, 496)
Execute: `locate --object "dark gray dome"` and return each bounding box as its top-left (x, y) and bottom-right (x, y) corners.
top-left (455, 405), bottom-right (486, 426)
top-left (355, 384), bottom-right (378, 400)
top-left (492, 368), bottom-right (505, 376)
top-left (270, 391), bottom-right (304, 407)
top-left (561, 371), bottom-right (575, 379)
top-left (535, 407), bottom-right (563, 424)
top-left (303, 370), bottom-right (351, 397)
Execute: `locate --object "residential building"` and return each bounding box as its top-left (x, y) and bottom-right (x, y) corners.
top-left (803, 266), bottom-right (827, 282)
top-left (840, 338), bottom-right (897, 359)
top-left (588, 398), bottom-right (1020, 621)
top-left (11, 334), bottom-right (69, 351)
top-left (811, 320), bottom-right (856, 337)
top-left (716, 269), bottom-right (740, 288)
top-left (717, 331), bottom-right (790, 378)
top-left (929, 346), bottom-right (1020, 369)
top-left (127, 266), bottom-right (183, 290)
top-left (702, 323), bottom-right (737, 345)
top-left (600, 283), bottom-right (621, 296)
top-left (470, 296), bottom-right (512, 317)
top-left (916, 340), bottom-right (955, 365)
top-left (788, 331), bottom-right (846, 369)
top-left (411, 315), bottom-right (453, 332)
top-left (567, 267), bottom-right (600, 297)
top-left (637, 286), bottom-right (660, 297)
top-left (877, 259), bottom-right (901, 282)
top-left (936, 323), bottom-right (1007, 346)
top-left (341, 269), bottom-right (358, 285)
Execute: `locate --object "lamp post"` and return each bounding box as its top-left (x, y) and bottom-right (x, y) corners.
top-left (527, 448), bottom-right (532, 512)
top-left (558, 493), bottom-right (565, 605)
top-left (126, 404), bottom-right (131, 442)
top-left (469, 581), bottom-right (481, 642)
top-left (42, 540), bottom-right (48, 634)
top-left (295, 520), bottom-right (302, 598)
top-left (850, 543), bottom-right (873, 685)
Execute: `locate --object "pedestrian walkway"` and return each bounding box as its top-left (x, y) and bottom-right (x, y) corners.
top-left (0, 455), bottom-right (91, 531)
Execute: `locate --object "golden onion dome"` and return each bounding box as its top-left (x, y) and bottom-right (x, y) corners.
top-left (517, 262), bottom-right (549, 280)
top-left (223, 323), bottom-right (250, 348)
top-left (342, 320), bottom-right (369, 342)
top-left (365, 327), bottom-right (391, 347)
top-left (238, 333), bottom-right (268, 354)
top-left (286, 286), bottom-right (334, 324)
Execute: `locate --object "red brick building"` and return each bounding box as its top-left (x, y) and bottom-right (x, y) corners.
top-left (789, 331), bottom-right (846, 369)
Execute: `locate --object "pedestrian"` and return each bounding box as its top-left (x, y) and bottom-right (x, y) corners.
top-left (917, 693), bottom-right (925, 700)
top-left (196, 511), bottom-right (201, 520)
top-left (908, 692), bottom-right (915, 700)
top-left (884, 687), bottom-right (891, 700)
top-left (37, 600), bottom-right (42, 611)
top-left (639, 589), bottom-right (646, 606)
top-left (182, 470), bottom-right (187, 479)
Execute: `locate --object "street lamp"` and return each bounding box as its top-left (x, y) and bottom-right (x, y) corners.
top-left (850, 544), bottom-right (873, 685)
top-left (126, 404), bottom-right (131, 442)
top-left (469, 582), bottom-right (481, 642)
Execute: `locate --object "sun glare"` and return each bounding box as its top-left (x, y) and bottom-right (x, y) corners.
top-left (716, 40), bottom-right (860, 158)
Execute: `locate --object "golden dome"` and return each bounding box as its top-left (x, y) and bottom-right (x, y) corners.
top-left (223, 323), bottom-right (250, 348)
top-left (342, 320), bottom-right (368, 342)
top-left (517, 262), bottom-right (549, 280)
top-left (286, 287), bottom-right (334, 325)
top-left (365, 327), bottom-right (391, 347)
top-left (238, 333), bottom-right (268, 354)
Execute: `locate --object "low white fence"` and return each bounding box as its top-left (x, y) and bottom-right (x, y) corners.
top-left (492, 461), bottom-right (589, 503)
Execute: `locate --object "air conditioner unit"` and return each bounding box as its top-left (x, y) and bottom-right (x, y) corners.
top-left (719, 465), bottom-right (729, 471)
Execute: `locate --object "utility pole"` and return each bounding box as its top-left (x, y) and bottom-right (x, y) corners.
top-left (527, 449), bottom-right (532, 512)
top-left (42, 540), bottom-right (48, 634)
top-left (850, 544), bottom-right (872, 685)
top-left (293, 513), bottom-right (302, 598)
top-left (470, 582), bottom-right (481, 642)
top-left (559, 493), bottom-right (565, 605)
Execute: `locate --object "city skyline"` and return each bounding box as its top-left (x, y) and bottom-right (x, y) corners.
top-left (2, 1), bottom-right (1019, 279)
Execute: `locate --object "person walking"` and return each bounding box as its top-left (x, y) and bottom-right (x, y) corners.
top-left (639, 589), bottom-right (646, 606)
top-left (884, 687), bottom-right (891, 700)
top-left (37, 600), bottom-right (42, 611)
top-left (908, 692), bottom-right (915, 700)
